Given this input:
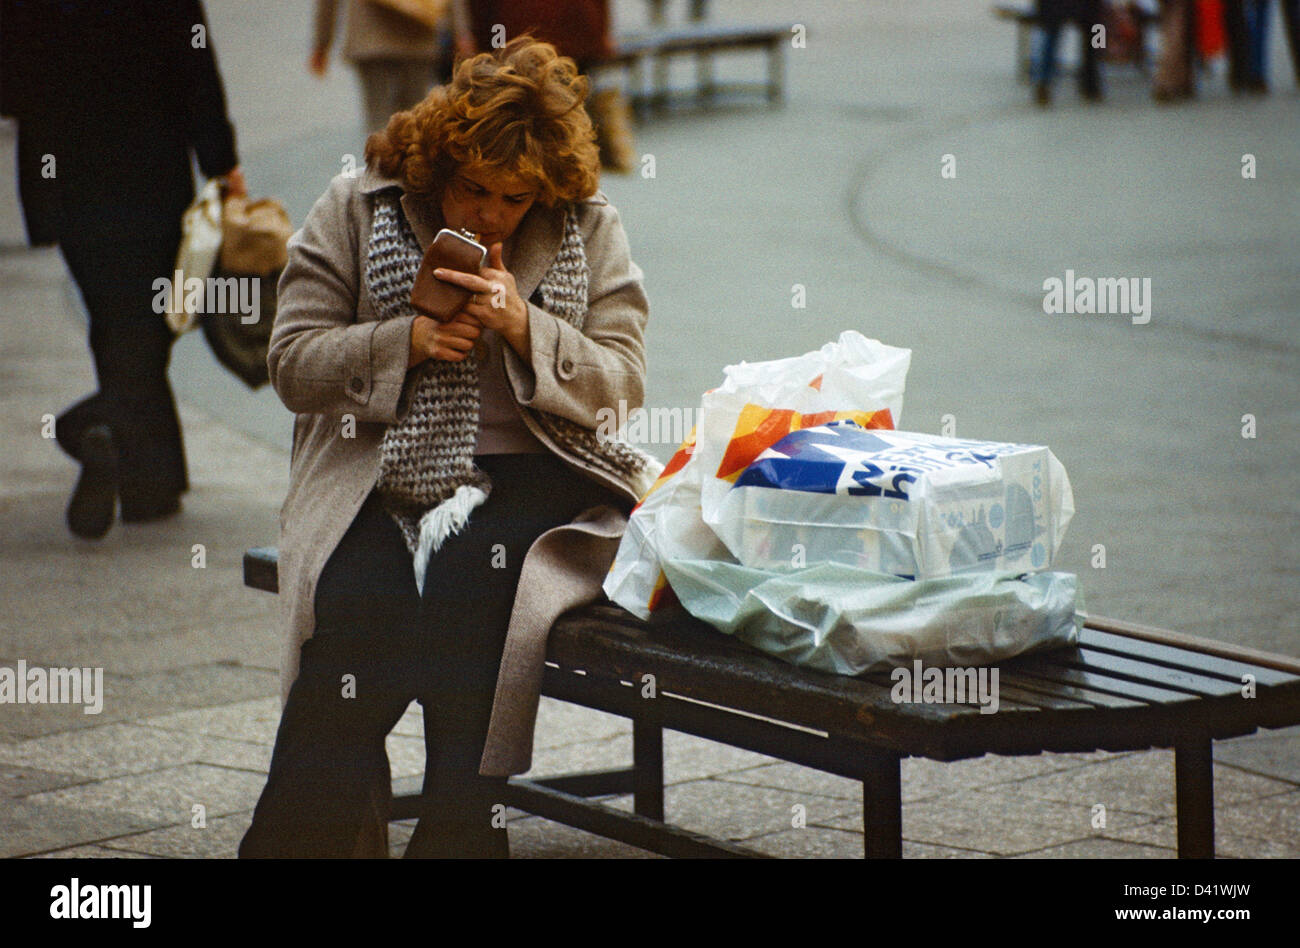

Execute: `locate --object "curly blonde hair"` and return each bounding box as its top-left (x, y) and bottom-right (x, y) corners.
top-left (363, 37), bottom-right (600, 207)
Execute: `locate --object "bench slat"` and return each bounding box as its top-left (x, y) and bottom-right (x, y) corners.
top-left (995, 670), bottom-right (1146, 709)
top-left (1048, 647), bottom-right (1246, 698)
top-left (1086, 615), bottom-right (1300, 675)
top-left (1009, 657), bottom-right (1204, 705)
top-left (1079, 627), bottom-right (1296, 687)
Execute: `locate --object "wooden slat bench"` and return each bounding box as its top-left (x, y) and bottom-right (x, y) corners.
top-left (244, 546), bottom-right (1300, 858)
top-left (597, 22), bottom-right (793, 121)
top-left (993, 4), bottom-right (1159, 82)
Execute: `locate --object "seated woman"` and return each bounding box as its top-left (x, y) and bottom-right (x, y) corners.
top-left (240, 38), bottom-right (660, 858)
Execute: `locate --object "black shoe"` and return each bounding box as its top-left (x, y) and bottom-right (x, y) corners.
top-left (66, 426), bottom-right (118, 540)
top-left (1034, 83), bottom-right (1051, 107)
top-left (120, 493), bottom-right (182, 523)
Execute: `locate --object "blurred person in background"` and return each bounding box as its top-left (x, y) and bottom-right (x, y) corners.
top-left (1283, 0), bottom-right (1300, 83)
top-left (0, 0), bottom-right (244, 539)
top-left (1153, 0), bottom-right (1199, 100)
top-left (1031, 0), bottom-right (1106, 105)
top-left (311, 0), bottom-right (474, 134)
top-left (462, 0), bottom-right (636, 171)
top-left (1224, 0), bottom-right (1274, 92)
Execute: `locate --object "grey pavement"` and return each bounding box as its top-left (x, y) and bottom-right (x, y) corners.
top-left (0, 0), bottom-right (1296, 858)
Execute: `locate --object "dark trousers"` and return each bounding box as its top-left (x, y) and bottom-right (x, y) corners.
top-left (1224, 0), bottom-right (1274, 89)
top-left (239, 453), bottom-right (625, 858)
top-left (1033, 1), bottom-right (1105, 95)
top-left (53, 227), bottom-right (188, 509)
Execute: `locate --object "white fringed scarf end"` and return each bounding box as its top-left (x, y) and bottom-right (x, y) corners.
top-left (412, 484), bottom-right (489, 594)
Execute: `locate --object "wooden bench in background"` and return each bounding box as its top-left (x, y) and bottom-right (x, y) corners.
top-left (596, 0), bottom-right (793, 119)
top-left (993, 3), bottom-right (1160, 83)
top-left (244, 546), bottom-right (1300, 858)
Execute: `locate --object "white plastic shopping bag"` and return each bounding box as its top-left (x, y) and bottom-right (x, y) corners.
top-left (603, 332), bottom-right (911, 619)
top-left (164, 179), bottom-right (223, 334)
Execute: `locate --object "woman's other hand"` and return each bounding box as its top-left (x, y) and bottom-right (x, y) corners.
top-left (220, 165), bottom-right (248, 198)
top-left (409, 312), bottom-right (482, 367)
top-left (434, 243), bottom-right (530, 359)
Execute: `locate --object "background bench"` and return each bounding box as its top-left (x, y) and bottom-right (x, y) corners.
top-left (597, 0), bottom-right (793, 119)
top-left (993, 3), bottom-right (1160, 83)
top-left (244, 546), bottom-right (1300, 858)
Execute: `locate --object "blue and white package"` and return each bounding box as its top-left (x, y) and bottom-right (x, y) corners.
top-left (706, 422), bottom-right (1074, 579)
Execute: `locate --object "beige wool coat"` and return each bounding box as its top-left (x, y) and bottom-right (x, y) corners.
top-left (268, 164), bottom-right (661, 776)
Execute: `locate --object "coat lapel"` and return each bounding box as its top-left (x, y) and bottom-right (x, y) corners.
top-left (506, 203), bottom-right (565, 303)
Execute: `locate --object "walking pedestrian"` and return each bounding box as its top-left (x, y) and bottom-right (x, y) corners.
top-left (310, 0), bottom-right (474, 134)
top-left (1153, 0), bottom-right (1199, 100)
top-left (0, 0), bottom-right (244, 538)
top-left (1224, 0), bottom-right (1274, 92)
top-left (1031, 0), bottom-right (1107, 106)
top-left (461, 0), bottom-right (637, 171)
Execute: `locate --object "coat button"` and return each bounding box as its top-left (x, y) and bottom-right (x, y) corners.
top-left (349, 377), bottom-right (364, 393)
top-left (560, 358), bottom-right (575, 376)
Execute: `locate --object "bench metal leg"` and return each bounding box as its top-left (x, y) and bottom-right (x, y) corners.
top-left (862, 750), bottom-right (903, 858)
top-left (628, 56), bottom-right (650, 123)
top-left (633, 717), bottom-right (665, 821)
top-left (767, 41), bottom-right (784, 104)
top-left (1175, 738), bottom-right (1215, 858)
top-left (652, 52), bottom-right (669, 113)
top-left (696, 49), bottom-right (716, 105)
top-left (1018, 23), bottom-right (1032, 84)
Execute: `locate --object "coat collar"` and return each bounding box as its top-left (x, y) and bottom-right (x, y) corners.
top-left (358, 163), bottom-right (566, 304)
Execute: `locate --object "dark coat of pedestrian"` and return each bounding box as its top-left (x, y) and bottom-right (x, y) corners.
top-left (1, 0), bottom-right (242, 536)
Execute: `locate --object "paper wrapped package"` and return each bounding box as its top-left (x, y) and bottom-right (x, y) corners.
top-left (706, 422), bottom-right (1074, 580)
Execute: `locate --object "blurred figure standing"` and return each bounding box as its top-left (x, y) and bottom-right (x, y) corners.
top-left (462, 0), bottom-right (637, 171)
top-left (311, 0), bottom-right (473, 134)
top-left (0, 0), bottom-right (243, 538)
top-left (1224, 0), bottom-right (1273, 92)
top-left (1031, 0), bottom-right (1106, 106)
top-left (1283, 0), bottom-right (1300, 83)
top-left (1153, 0), bottom-right (1198, 100)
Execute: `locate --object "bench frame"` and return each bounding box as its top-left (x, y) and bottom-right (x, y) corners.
top-left (597, 23), bottom-right (791, 121)
top-left (243, 548), bottom-right (1300, 859)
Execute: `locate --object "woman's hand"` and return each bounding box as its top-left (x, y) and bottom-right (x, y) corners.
top-left (220, 165), bottom-right (248, 199)
top-left (408, 312), bottom-right (482, 367)
top-left (434, 243), bottom-right (531, 360)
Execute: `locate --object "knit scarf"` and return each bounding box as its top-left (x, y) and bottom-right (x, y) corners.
top-left (365, 190), bottom-right (656, 591)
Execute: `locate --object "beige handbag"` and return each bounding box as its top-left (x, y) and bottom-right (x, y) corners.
top-left (219, 196), bottom-right (292, 275)
top-left (366, 0), bottom-right (449, 29)
top-left (202, 195), bottom-right (293, 389)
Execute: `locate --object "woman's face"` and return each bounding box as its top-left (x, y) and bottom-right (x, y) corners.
top-left (440, 164), bottom-right (539, 248)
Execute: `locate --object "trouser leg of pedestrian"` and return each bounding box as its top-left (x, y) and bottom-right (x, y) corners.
top-left (357, 58), bottom-right (442, 135)
top-left (1032, 17), bottom-right (1063, 88)
top-left (1155, 0), bottom-right (1196, 97)
top-left (1243, 0), bottom-right (1272, 86)
top-left (55, 232), bottom-right (188, 513)
top-left (1282, 0), bottom-right (1300, 81)
top-left (1224, 0), bottom-right (1251, 89)
top-left (1076, 4), bottom-right (1097, 96)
